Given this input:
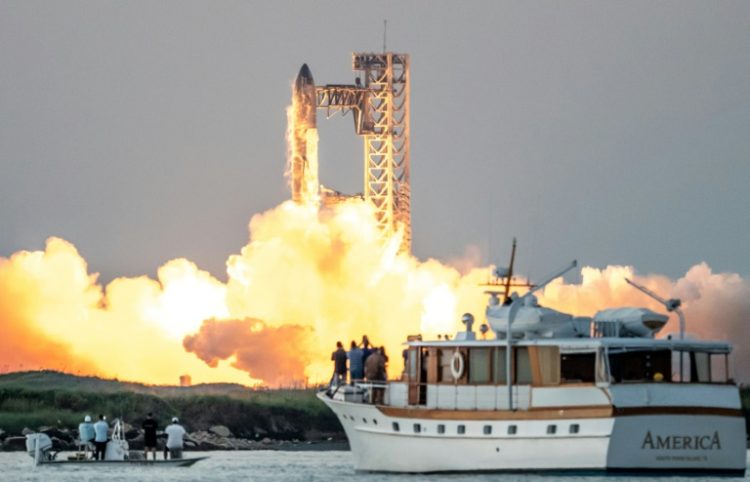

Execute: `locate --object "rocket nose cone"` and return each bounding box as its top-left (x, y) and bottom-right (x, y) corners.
top-left (295, 63), bottom-right (314, 90)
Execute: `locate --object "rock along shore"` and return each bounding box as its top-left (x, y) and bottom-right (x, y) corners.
top-left (0, 424), bottom-right (348, 452)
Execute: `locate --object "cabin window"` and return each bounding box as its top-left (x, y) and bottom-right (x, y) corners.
top-left (536, 346), bottom-right (561, 385)
top-left (457, 425), bottom-right (466, 435)
top-left (711, 354), bottom-right (728, 383)
top-left (493, 348), bottom-right (507, 384)
top-left (439, 349), bottom-right (455, 382)
top-left (392, 422), bottom-right (400, 432)
top-left (608, 350), bottom-right (671, 383)
top-left (483, 425), bottom-right (492, 435)
top-left (437, 424), bottom-right (445, 434)
top-left (675, 351), bottom-right (729, 383)
top-left (546, 424), bottom-right (557, 435)
top-left (507, 425), bottom-right (517, 435)
top-left (408, 348), bottom-right (418, 379)
top-left (515, 347), bottom-right (533, 384)
top-left (692, 352), bottom-right (710, 383)
top-left (469, 348), bottom-right (491, 384)
top-left (569, 424), bottom-right (580, 434)
top-left (413, 423), bottom-right (421, 434)
top-left (561, 353), bottom-right (596, 383)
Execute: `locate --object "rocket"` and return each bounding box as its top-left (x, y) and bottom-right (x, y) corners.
top-left (290, 63), bottom-right (319, 204)
top-left (294, 64), bottom-right (317, 128)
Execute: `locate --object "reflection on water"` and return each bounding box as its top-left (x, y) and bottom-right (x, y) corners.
top-left (0, 451), bottom-right (748, 481)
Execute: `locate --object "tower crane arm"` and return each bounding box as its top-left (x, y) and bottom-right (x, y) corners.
top-left (624, 278), bottom-right (668, 305)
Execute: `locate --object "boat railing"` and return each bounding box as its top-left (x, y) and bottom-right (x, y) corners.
top-left (324, 377), bottom-right (389, 404)
top-left (353, 381), bottom-right (388, 404)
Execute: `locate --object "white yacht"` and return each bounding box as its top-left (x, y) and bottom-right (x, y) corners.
top-left (318, 256), bottom-right (747, 475)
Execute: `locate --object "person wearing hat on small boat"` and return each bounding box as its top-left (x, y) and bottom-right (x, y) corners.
top-left (93, 414), bottom-right (109, 461)
top-left (78, 415), bottom-right (95, 458)
top-left (164, 416), bottom-right (186, 460)
top-left (141, 412), bottom-right (159, 460)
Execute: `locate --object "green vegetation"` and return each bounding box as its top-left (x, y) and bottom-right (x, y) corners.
top-left (0, 371), bottom-right (341, 440)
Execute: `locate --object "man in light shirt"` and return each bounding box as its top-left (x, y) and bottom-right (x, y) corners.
top-left (93, 415), bottom-right (109, 461)
top-left (164, 417), bottom-right (186, 459)
top-left (78, 415), bottom-right (95, 458)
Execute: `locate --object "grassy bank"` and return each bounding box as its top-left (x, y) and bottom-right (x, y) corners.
top-left (0, 371), bottom-right (341, 440)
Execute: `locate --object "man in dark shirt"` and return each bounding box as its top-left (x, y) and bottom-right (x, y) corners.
top-left (331, 341), bottom-right (347, 386)
top-left (142, 412), bottom-right (158, 460)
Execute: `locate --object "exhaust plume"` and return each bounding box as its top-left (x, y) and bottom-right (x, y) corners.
top-left (183, 318), bottom-right (312, 386)
top-left (1, 235), bottom-right (748, 384)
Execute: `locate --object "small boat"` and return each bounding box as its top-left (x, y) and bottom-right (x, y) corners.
top-left (36, 456), bottom-right (208, 467)
top-left (319, 246), bottom-right (747, 475)
top-left (26, 419), bottom-right (207, 468)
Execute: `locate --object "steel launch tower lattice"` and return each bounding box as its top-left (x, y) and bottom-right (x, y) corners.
top-left (315, 53), bottom-right (411, 253)
top-left (356, 53), bottom-right (411, 253)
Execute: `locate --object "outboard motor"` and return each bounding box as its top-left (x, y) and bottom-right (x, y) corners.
top-left (25, 433), bottom-right (54, 464)
top-left (105, 419), bottom-right (129, 461)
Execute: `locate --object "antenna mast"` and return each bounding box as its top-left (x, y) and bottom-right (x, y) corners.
top-left (383, 20), bottom-right (387, 52)
top-left (503, 238), bottom-right (517, 301)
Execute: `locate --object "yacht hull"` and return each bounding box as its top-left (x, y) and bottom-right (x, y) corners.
top-left (319, 393), bottom-right (746, 475)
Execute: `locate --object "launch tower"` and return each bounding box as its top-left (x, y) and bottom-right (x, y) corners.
top-left (292, 52), bottom-right (411, 252)
top-left (354, 53), bottom-right (411, 253)
top-left (313, 53), bottom-right (411, 253)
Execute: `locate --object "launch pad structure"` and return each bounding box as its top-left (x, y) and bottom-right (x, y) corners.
top-left (295, 53), bottom-right (411, 253)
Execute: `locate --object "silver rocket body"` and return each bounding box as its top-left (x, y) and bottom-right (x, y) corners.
top-left (291, 63), bottom-right (318, 203)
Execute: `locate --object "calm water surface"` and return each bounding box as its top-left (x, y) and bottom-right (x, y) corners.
top-left (0, 451), bottom-right (748, 481)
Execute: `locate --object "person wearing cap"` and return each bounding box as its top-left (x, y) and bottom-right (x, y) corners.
top-left (141, 412), bottom-right (159, 460)
top-left (78, 415), bottom-right (95, 458)
top-left (164, 417), bottom-right (186, 459)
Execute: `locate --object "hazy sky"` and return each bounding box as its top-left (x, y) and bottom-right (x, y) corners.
top-left (1, 1), bottom-right (749, 283)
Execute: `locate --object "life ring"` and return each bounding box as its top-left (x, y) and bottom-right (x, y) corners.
top-left (450, 351), bottom-right (465, 380)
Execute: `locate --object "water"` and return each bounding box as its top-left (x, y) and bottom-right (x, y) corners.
top-left (0, 451), bottom-right (748, 481)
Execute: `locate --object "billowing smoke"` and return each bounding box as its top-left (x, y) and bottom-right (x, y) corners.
top-left (0, 238), bottom-right (254, 385)
top-left (0, 239), bottom-right (99, 375)
top-left (183, 319), bottom-right (312, 386)
top-left (1, 232), bottom-right (748, 384)
top-left (0, 201), bottom-right (482, 385)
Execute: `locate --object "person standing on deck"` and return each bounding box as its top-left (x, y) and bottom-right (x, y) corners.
top-left (141, 412), bottom-right (158, 460)
top-left (365, 348), bottom-right (386, 404)
top-left (360, 335), bottom-right (373, 363)
top-left (331, 341), bottom-right (347, 386)
top-left (165, 417), bottom-right (187, 459)
top-left (348, 340), bottom-right (364, 383)
top-left (93, 415), bottom-right (109, 460)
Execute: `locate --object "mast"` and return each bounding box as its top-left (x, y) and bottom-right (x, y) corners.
top-left (503, 238), bottom-right (517, 302)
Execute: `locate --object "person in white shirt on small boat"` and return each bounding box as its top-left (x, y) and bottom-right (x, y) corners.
top-left (77, 415), bottom-right (95, 457)
top-left (164, 417), bottom-right (186, 459)
top-left (93, 415), bottom-right (109, 461)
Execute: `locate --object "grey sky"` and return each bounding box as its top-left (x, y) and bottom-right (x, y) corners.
top-left (1, 1), bottom-right (749, 283)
